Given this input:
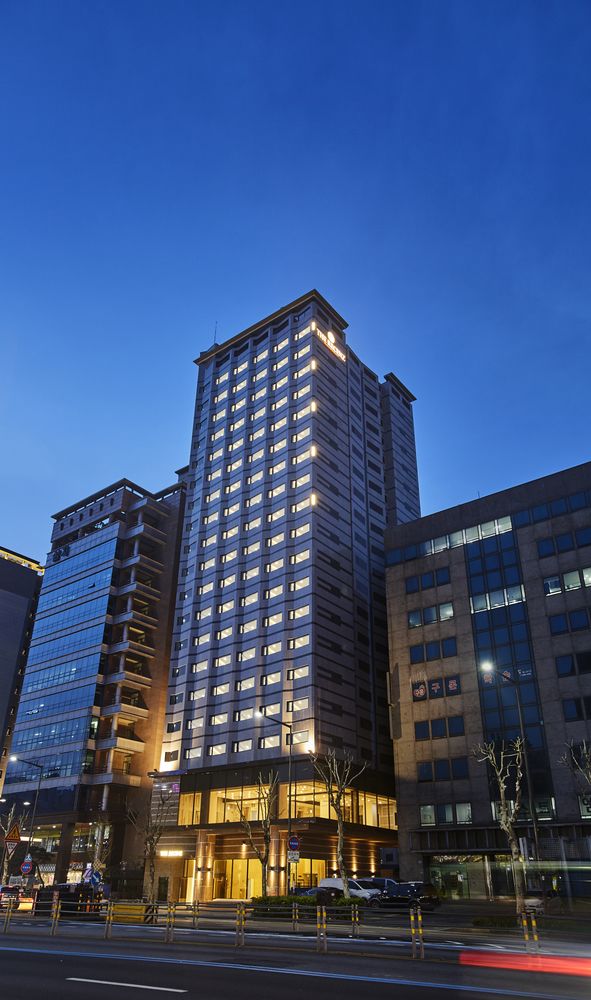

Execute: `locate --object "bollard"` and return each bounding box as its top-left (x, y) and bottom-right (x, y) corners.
top-left (104, 900), bottom-right (113, 940)
top-left (3, 898), bottom-right (14, 934)
top-left (416, 905), bottom-right (425, 960)
top-left (529, 912), bottom-right (540, 953)
top-left (316, 905), bottom-right (327, 953)
top-left (351, 903), bottom-right (359, 938)
top-left (50, 898), bottom-right (61, 936)
top-left (192, 901), bottom-right (199, 930)
top-left (520, 912), bottom-right (530, 950)
top-left (410, 906), bottom-right (417, 958)
top-left (292, 901), bottom-right (299, 933)
top-left (165, 903), bottom-right (175, 944)
top-left (235, 903), bottom-right (245, 948)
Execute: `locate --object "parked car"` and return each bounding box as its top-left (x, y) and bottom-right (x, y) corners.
top-left (382, 882), bottom-right (439, 911)
top-left (0, 885), bottom-right (21, 909)
top-left (318, 878), bottom-right (381, 905)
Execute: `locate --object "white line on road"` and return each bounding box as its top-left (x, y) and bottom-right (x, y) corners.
top-left (66, 979), bottom-right (186, 993)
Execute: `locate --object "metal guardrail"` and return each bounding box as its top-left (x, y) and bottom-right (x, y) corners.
top-left (2, 897), bottom-right (547, 960)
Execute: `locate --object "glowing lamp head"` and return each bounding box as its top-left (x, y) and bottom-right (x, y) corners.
top-left (481, 662), bottom-right (494, 674)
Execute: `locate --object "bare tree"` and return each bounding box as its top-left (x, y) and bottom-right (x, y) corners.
top-left (0, 803), bottom-right (29, 883)
top-left (560, 739), bottom-right (591, 794)
top-left (473, 738), bottom-right (525, 914)
top-left (238, 770), bottom-right (278, 898)
top-left (127, 787), bottom-right (174, 902)
top-left (310, 749), bottom-right (367, 899)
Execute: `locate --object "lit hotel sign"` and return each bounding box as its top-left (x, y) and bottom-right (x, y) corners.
top-left (313, 324), bottom-right (346, 362)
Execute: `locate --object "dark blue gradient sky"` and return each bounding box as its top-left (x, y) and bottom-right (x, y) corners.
top-left (1, 1), bottom-right (590, 560)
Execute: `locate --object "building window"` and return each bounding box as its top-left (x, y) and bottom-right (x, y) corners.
top-left (259, 734), bottom-right (280, 749)
top-left (287, 698), bottom-right (309, 712)
top-left (207, 743), bottom-right (226, 756)
top-left (232, 740), bottom-right (253, 753)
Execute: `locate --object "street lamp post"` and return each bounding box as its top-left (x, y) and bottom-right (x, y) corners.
top-left (479, 665), bottom-right (541, 865)
top-left (255, 711), bottom-right (293, 893)
top-left (9, 755), bottom-right (44, 861)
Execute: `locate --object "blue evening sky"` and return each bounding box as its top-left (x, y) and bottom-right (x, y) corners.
top-left (1, 1), bottom-right (590, 560)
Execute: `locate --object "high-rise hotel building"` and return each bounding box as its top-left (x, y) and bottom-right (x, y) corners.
top-left (155, 291), bottom-right (420, 901)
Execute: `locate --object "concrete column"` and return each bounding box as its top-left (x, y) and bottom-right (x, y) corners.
top-left (54, 822), bottom-right (76, 883)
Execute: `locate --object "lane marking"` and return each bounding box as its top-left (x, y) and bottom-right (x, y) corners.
top-left (0, 945), bottom-right (583, 1000)
top-left (67, 980), bottom-right (186, 993)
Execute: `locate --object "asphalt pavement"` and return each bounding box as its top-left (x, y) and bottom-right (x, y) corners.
top-left (0, 934), bottom-right (590, 1000)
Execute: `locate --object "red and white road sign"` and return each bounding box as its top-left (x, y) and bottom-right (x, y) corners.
top-left (4, 823), bottom-right (21, 860)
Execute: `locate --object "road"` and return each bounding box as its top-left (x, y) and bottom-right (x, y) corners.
top-left (0, 936), bottom-right (590, 1000)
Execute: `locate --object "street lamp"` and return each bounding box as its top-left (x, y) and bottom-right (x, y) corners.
top-left (479, 664), bottom-right (541, 863)
top-left (255, 711), bottom-right (294, 892)
top-left (9, 755), bottom-right (44, 859)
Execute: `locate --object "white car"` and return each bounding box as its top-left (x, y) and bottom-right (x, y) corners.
top-left (318, 878), bottom-right (382, 904)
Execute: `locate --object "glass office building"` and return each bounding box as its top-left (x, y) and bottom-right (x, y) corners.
top-left (385, 461), bottom-right (591, 899)
top-left (2, 479), bottom-right (184, 887)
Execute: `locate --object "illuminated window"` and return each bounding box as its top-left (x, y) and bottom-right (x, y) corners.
top-left (215, 370), bottom-right (229, 385)
top-left (240, 591), bottom-right (259, 607)
top-left (216, 626), bottom-right (232, 640)
top-left (233, 378), bottom-right (247, 394)
top-left (245, 516), bottom-right (261, 531)
top-left (270, 395), bottom-right (288, 411)
top-left (289, 522), bottom-right (310, 538)
top-left (242, 566), bottom-right (259, 581)
top-left (259, 735), bottom-right (280, 749)
top-left (214, 655), bottom-right (231, 668)
top-left (290, 549), bottom-right (310, 565)
top-left (249, 447), bottom-right (264, 463)
top-left (264, 584), bottom-right (283, 599)
top-left (272, 356), bottom-right (289, 372)
top-left (287, 698), bottom-right (308, 712)
top-left (266, 558), bottom-right (284, 573)
top-left (260, 702), bottom-right (280, 717)
top-left (210, 713), bottom-right (228, 726)
top-left (291, 497), bottom-right (311, 513)
top-left (289, 576), bottom-right (309, 592)
top-left (191, 660), bottom-right (208, 673)
top-left (233, 739), bottom-right (253, 753)
top-left (263, 611), bottom-right (283, 627)
top-left (247, 470), bottom-right (264, 485)
top-left (237, 647), bottom-right (256, 662)
top-left (253, 366), bottom-right (268, 382)
top-left (228, 436), bottom-right (244, 452)
top-left (249, 425), bottom-right (265, 442)
top-left (236, 676), bottom-right (255, 691)
top-left (189, 688), bottom-right (206, 701)
top-left (199, 558), bottom-right (215, 571)
top-left (224, 502), bottom-right (240, 516)
top-left (271, 416), bottom-right (287, 432)
top-left (263, 641), bottom-right (282, 656)
top-left (292, 474), bottom-right (311, 489)
top-left (269, 460), bottom-right (286, 476)
top-left (287, 665), bottom-right (309, 680)
top-left (220, 573), bottom-right (236, 588)
top-left (261, 671), bottom-right (280, 686)
top-left (207, 743), bottom-right (226, 756)
top-left (234, 707), bottom-right (254, 721)
top-left (243, 541), bottom-right (260, 556)
top-left (230, 417), bottom-right (245, 432)
top-left (227, 458), bottom-right (243, 472)
top-left (211, 427), bottom-right (225, 441)
top-left (239, 618), bottom-right (257, 634)
top-left (267, 531), bottom-right (285, 547)
top-left (212, 683), bottom-right (229, 696)
top-left (220, 549), bottom-right (237, 564)
top-left (268, 483), bottom-right (286, 499)
top-left (268, 507), bottom-right (285, 523)
top-left (205, 489), bottom-right (221, 503)
top-left (245, 493), bottom-right (262, 508)
top-left (289, 605), bottom-right (309, 620)
top-left (198, 581), bottom-right (214, 595)
top-left (289, 729), bottom-right (309, 745)
top-left (232, 396), bottom-right (246, 412)
top-left (234, 360), bottom-right (248, 375)
top-left (225, 479), bottom-right (241, 495)
top-left (273, 336), bottom-right (289, 353)
top-left (217, 599), bottom-right (235, 614)
top-left (193, 633), bottom-right (210, 647)
top-left (293, 384), bottom-right (311, 400)
top-left (272, 375), bottom-right (288, 391)
top-left (288, 634), bottom-right (310, 649)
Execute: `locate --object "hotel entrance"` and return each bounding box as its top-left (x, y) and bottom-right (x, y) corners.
top-left (212, 858), bottom-right (263, 899)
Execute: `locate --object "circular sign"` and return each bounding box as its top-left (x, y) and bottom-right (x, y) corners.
top-left (288, 835), bottom-right (300, 851)
top-left (20, 860), bottom-right (33, 876)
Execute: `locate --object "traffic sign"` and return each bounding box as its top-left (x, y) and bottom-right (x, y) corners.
top-left (4, 823), bottom-right (21, 860)
top-left (20, 859), bottom-right (33, 876)
top-left (287, 850), bottom-right (300, 863)
top-left (90, 870), bottom-right (102, 887)
top-left (288, 835), bottom-right (300, 851)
